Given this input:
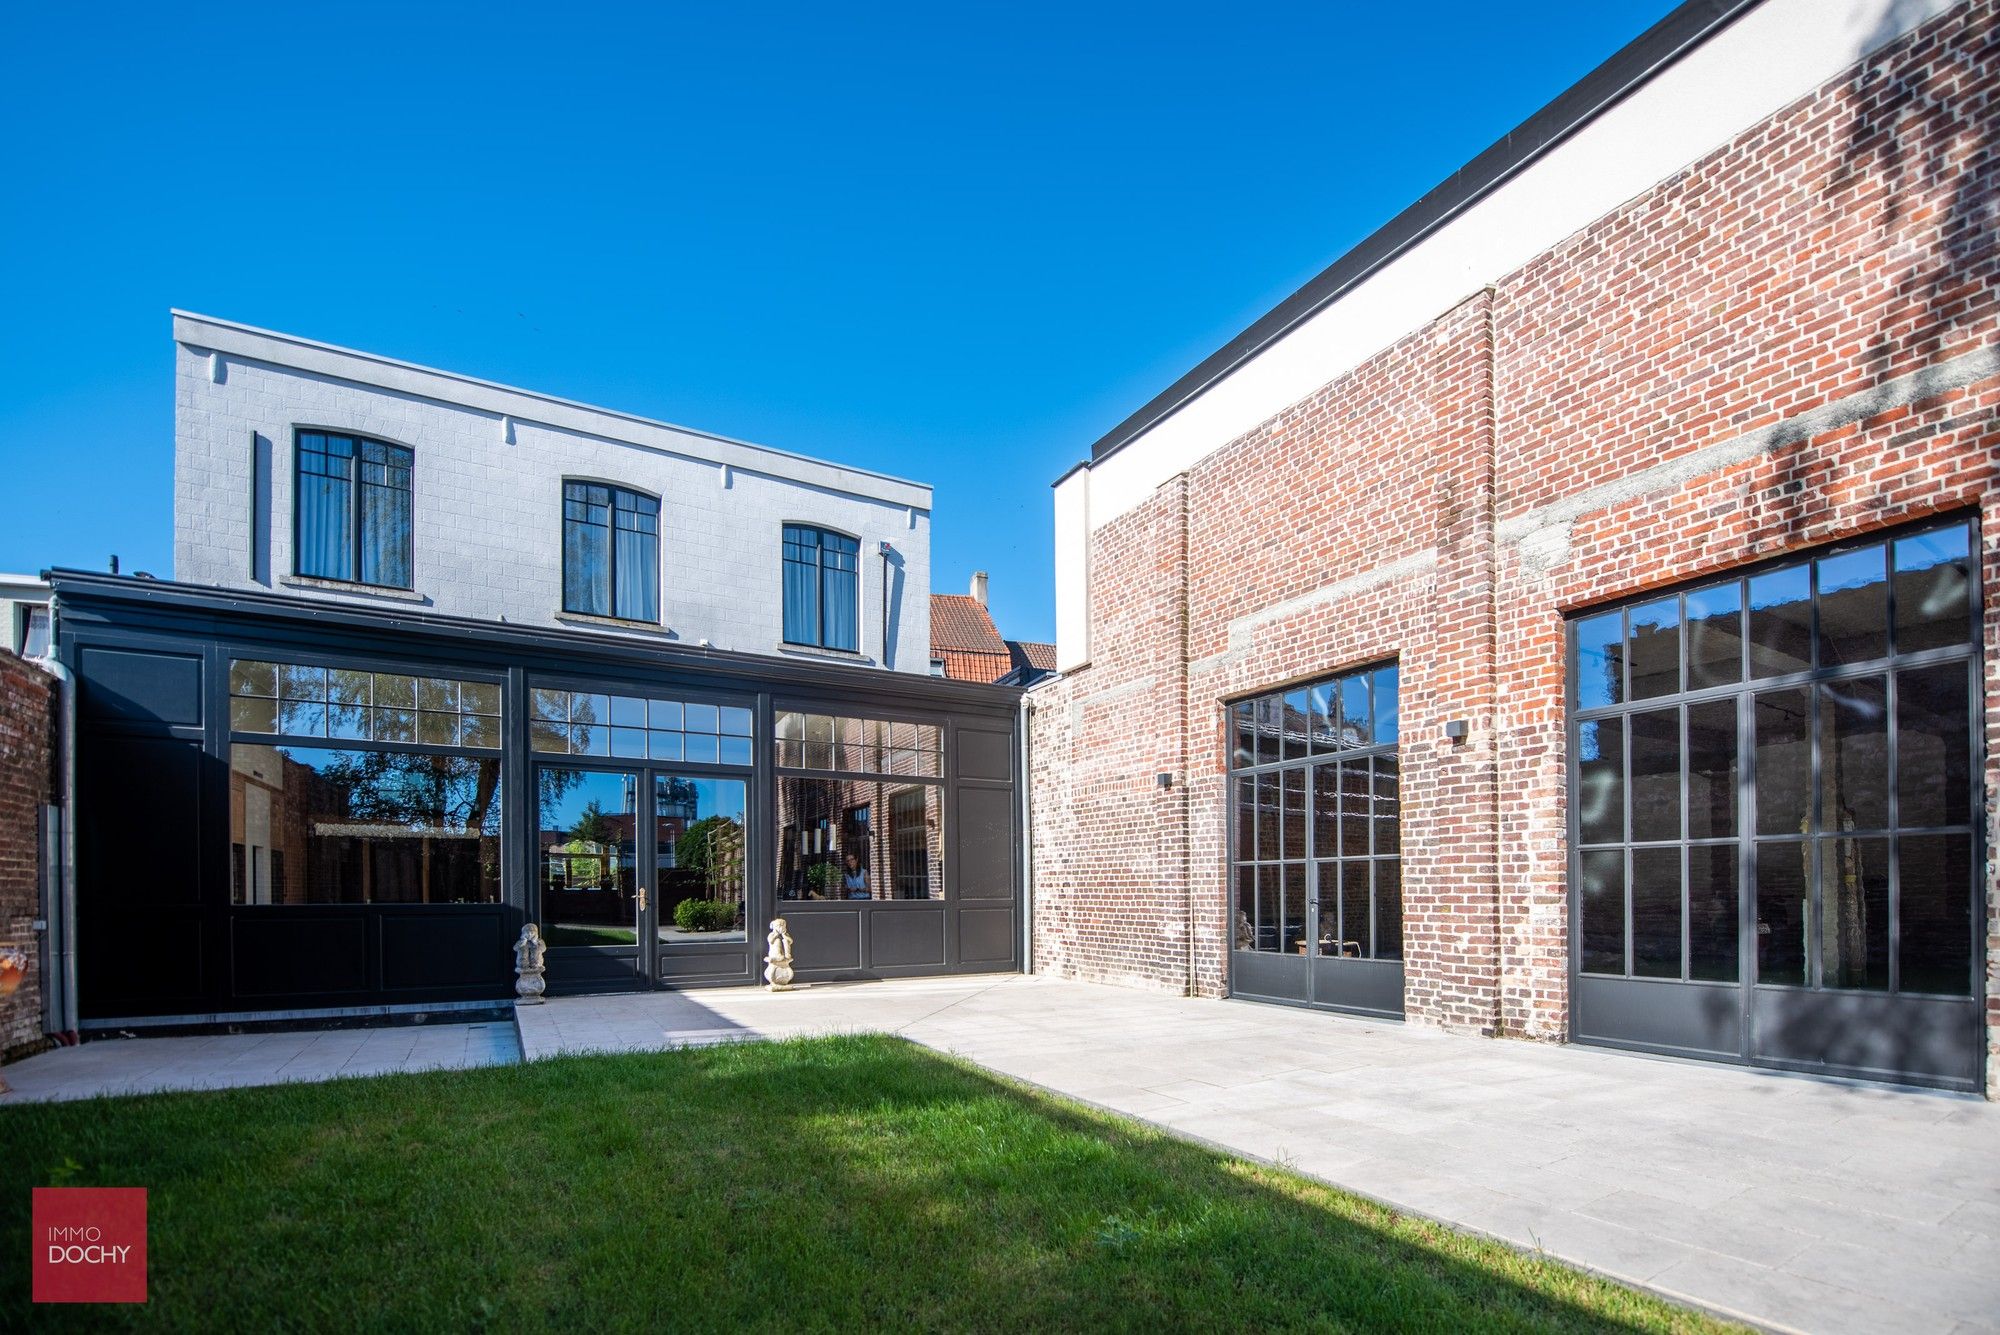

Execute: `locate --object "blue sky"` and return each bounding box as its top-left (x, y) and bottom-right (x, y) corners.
top-left (0, 1), bottom-right (1673, 643)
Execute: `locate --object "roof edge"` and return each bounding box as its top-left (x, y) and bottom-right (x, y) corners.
top-left (1081, 0), bottom-right (1762, 469)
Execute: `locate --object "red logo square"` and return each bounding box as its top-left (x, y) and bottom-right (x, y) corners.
top-left (32, 1187), bottom-right (148, 1304)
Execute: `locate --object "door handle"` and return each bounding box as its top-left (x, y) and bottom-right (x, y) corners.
top-left (636, 887), bottom-right (648, 912)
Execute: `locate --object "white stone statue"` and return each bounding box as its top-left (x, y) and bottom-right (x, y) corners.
top-left (1233, 909), bottom-right (1254, 952)
top-left (513, 923), bottom-right (547, 1005)
top-left (764, 917), bottom-right (796, 992)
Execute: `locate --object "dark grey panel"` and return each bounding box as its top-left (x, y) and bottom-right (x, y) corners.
top-left (1231, 949), bottom-right (1308, 1003)
top-left (657, 951), bottom-right (753, 982)
top-left (1752, 988), bottom-right (1982, 1089)
top-left (1573, 975), bottom-right (1741, 1058)
top-left (957, 729), bottom-right (1013, 781)
top-left (80, 733), bottom-right (205, 906)
top-left (1309, 957), bottom-right (1404, 1019)
top-left (380, 911), bottom-right (511, 990)
top-left (788, 909), bottom-right (862, 971)
top-left (869, 907), bottom-right (946, 968)
top-left (231, 915), bottom-right (370, 996)
top-left (957, 906), bottom-right (1017, 965)
top-left (78, 645), bottom-right (203, 725)
top-left (546, 948), bottom-right (643, 994)
top-left (79, 910), bottom-right (205, 1015)
top-left (955, 786), bottom-right (1015, 900)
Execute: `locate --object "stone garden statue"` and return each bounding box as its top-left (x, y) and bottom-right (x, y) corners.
top-left (1233, 908), bottom-right (1254, 952)
top-left (764, 917), bottom-right (796, 992)
top-left (513, 923), bottom-right (547, 1005)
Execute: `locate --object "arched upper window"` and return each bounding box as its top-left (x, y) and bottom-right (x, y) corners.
top-left (563, 481), bottom-right (660, 622)
top-left (294, 430), bottom-right (414, 588)
top-left (782, 525), bottom-right (859, 652)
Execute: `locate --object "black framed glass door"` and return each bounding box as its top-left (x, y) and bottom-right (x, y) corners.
top-left (1568, 517), bottom-right (1984, 1090)
top-left (1228, 664), bottom-right (1404, 1020)
top-left (537, 764), bottom-right (650, 989)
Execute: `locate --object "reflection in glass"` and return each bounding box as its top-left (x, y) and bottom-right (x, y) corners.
top-left (1893, 524), bottom-right (1972, 653)
top-left (1630, 847), bottom-right (1681, 978)
top-left (1685, 582), bottom-right (1743, 689)
top-left (1685, 700), bottom-right (1737, 840)
top-left (537, 767), bottom-right (639, 945)
top-left (1899, 834), bottom-right (1973, 996)
top-left (1337, 862), bottom-right (1371, 959)
top-left (1575, 612), bottom-right (1623, 708)
top-left (1283, 688), bottom-right (1310, 761)
top-left (1375, 862), bottom-right (1403, 961)
top-left (1753, 689), bottom-right (1810, 837)
top-left (1627, 598), bottom-right (1680, 699)
top-left (1282, 865), bottom-right (1307, 955)
top-left (1819, 834), bottom-right (1887, 991)
top-left (1687, 845), bottom-right (1738, 982)
top-left (231, 745), bottom-right (501, 906)
top-left (1629, 709), bottom-right (1680, 843)
top-left (1816, 545), bottom-right (1888, 666)
top-left (1747, 564), bottom-right (1812, 679)
top-left (1373, 667), bottom-right (1400, 745)
top-left (1340, 675), bottom-right (1372, 747)
top-left (1579, 849), bottom-right (1624, 975)
top-left (1755, 843), bottom-right (1809, 987)
top-left (1819, 677), bottom-right (1887, 832)
top-left (1281, 768), bottom-right (1307, 859)
top-left (776, 776), bottom-right (941, 901)
top-left (1897, 661), bottom-right (1970, 827)
top-left (657, 775), bottom-right (749, 943)
top-left (1576, 719), bottom-right (1623, 845)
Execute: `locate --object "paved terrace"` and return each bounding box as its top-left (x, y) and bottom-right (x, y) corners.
top-left (518, 975), bottom-right (2000, 1335)
top-left (4, 976), bottom-right (1996, 1334)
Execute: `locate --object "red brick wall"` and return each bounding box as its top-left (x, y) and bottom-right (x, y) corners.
top-left (0, 651), bottom-right (55, 1057)
top-left (1030, 0), bottom-right (2000, 1091)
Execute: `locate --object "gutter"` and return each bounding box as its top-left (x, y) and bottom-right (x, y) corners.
top-left (1018, 690), bottom-right (1035, 974)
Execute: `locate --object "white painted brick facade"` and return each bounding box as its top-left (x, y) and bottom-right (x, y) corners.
top-left (171, 313), bottom-right (932, 671)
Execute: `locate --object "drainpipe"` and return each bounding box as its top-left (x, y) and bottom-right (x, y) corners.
top-left (39, 595), bottom-right (79, 1041)
top-left (1017, 690), bottom-right (1034, 974)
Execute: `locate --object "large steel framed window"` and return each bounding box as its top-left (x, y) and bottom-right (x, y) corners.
top-left (294, 430), bottom-right (414, 589)
top-left (1227, 662), bottom-right (1403, 1017)
top-left (1566, 515), bottom-right (1984, 1088)
top-left (562, 481), bottom-right (661, 623)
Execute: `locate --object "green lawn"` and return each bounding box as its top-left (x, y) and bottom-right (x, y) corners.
top-left (542, 923), bottom-right (638, 946)
top-left (1, 1035), bottom-right (1730, 1332)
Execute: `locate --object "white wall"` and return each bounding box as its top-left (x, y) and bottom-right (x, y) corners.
top-left (1050, 0), bottom-right (1957, 668)
top-left (173, 313), bottom-right (933, 672)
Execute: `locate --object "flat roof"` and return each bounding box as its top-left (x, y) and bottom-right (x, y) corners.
top-left (1082, 0), bottom-right (1762, 468)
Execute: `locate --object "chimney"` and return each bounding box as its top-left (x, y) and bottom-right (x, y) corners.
top-left (969, 571), bottom-right (988, 606)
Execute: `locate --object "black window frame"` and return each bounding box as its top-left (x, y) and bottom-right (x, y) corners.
top-left (781, 523), bottom-right (861, 653)
top-left (291, 428), bottom-right (416, 590)
top-left (561, 479), bottom-right (662, 624)
top-left (1565, 513), bottom-right (1985, 997)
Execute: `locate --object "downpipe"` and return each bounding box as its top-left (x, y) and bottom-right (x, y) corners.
top-left (39, 596), bottom-right (79, 1043)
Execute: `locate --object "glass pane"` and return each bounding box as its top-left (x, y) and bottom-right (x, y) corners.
top-left (610, 726), bottom-right (646, 759)
top-left (1893, 524), bottom-right (1973, 653)
top-left (1282, 688), bottom-right (1310, 761)
top-left (1373, 666), bottom-right (1399, 745)
top-left (327, 669), bottom-right (372, 707)
top-left (461, 715), bottom-right (500, 750)
top-left (1627, 598), bottom-right (1680, 699)
top-left (461, 682), bottom-right (501, 716)
top-left (649, 699), bottom-right (684, 731)
top-left (1310, 765), bottom-right (1336, 858)
top-left (231, 745), bottom-right (501, 906)
top-left (1754, 842), bottom-right (1809, 987)
top-left (1234, 867), bottom-right (1256, 951)
top-left (719, 736), bottom-right (752, 767)
top-left (1628, 709), bottom-right (1680, 843)
top-left (1753, 689), bottom-right (1811, 837)
top-left (1236, 778), bottom-right (1256, 862)
top-left (1339, 761), bottom-right (1370, 858)
top-left (1224, 867), bottom-right (1256, 947)
top-left (1256, 867), bottom-right (1278, 953)
top-left (1574, 612), bottom-right (1623, 709)
top-left (1281, 865), bottom-right (1307, 955)
top-left (1630, 847), bottom-right (1682, 979)
top-left (1372, 758), bottom-right (1400, 857)
top-left (231, 696), bottom-right (277, 733)
top-left (1685, 582), bottom-right (1743, 689)
top-left (570, 722), bottom-right (609, 757)
top-left (1232, 702), bottom-right (1255, 767)
top-left (1338, 675), bottom-right (1371, 748)
top-left (1686, 700), bottom-right (1738, 840)
top-left (570, 693), bottom-right (609, 726)
top-left (1255, 773), bottom-right (1278, 860)
top-left (1816, 545), bottom-right (1888, 667)
top-left (1255, 698), bottom-right (1283, 766)
top-left (685, 734), bottom-right (720, 765)
top-left (1579, 849), bottom-right (1625, 975)
top-left (416, 677), bottom-right (458, 712)
top-left (648, 730), bottom-right (684, 763)
top-left (1687, 845), bottom-right (1739, 982)
top-left (373, 674), bottom-right (415, 708)
top-left (1819, 677), bottom-right (1888, 832)
top-left (538, 766), bottom-right (638, 944)
top-left (609, 695), bottom-right (646, 727)
top-left (1747, 564), bottom-right (1812, 679)
top-left (720, 706), bottom-right (753, 737)
top-left (327, 703), bottom-right (369, 741)
top-left (1375, 861), bottom-right (1403, 961)
top-left (686, 703), bottom-right (719, 734)
top-left (278, 699), bottom-right (327, 736)
top-left (1819, 835), bottom-right (1887, 991)
top-left (373, 708), bottom-right (415, 744)
top-left (1307, 686), bottom-right (1337, 753)
top-left (1280, 767), bottom-right (1306, 860)
top-left (1576, 719), bottom-right (1623, 845)
top-left (1898, 833), bottom-right (1973, 996)
top-left (229, 659), bottom-right (277, 697)
top-left (530, 721), bottom-right (568, 753)
top-left (416, 711), bottom-right (458, 747)
top-left (1897, 661), bottom-right (1971, 827)
top-left (278, 664), bottom-right (327, 700)
top-left (1338, 862), bottom-right (1371, 959)
top-left (658, 775), bottom-right (749, 940)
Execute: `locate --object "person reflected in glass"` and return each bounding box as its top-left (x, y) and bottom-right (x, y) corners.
top-left (842, 852), bottom-right (870, 900)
